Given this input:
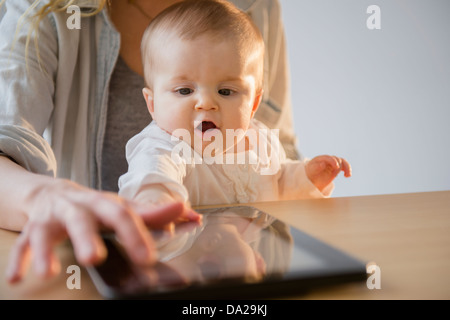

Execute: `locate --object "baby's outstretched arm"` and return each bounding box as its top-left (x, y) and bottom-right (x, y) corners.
top-left (305, 155), bottom-right (352, 192)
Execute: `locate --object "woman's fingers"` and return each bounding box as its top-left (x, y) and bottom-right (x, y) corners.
top-left (6, 231), bottom-right (31, 283)
top-left (63, 208), bottom-right (107, 266)
top-left (88, 194), bottom-right (157, 265)
top-left (29, 224), bottom-right (61, 278)
top-left (7, 182), bottom-right (201, 284)
top-left (7, 219), bottom-right (66, 283)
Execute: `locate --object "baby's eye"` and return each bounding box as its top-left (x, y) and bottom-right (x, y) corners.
top-left (177, 88), bottom-right (193, 95)
top-left (218, 89), bottom-right (233, 96)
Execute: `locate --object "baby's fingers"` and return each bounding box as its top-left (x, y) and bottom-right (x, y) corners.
top-left (312, 155), bottom-right (341, 172)
top-left (136, 202), bottom-right (202, 228)
top-left (326, 156), bottom-right (342, 171)
top-left (312, 155), bottom-right (352, 178)
top-left (340, 158), bottom-right (352, 177)
top-left (323, 156), bottom-right (352, 177)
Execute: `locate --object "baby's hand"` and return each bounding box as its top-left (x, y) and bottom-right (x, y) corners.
top-left (305, 155), bottom-right (352, 192)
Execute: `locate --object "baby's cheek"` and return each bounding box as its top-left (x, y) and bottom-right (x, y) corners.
top-left (230, 113), bottom-right (251, 131)
top-left (164, 114), bottom-right (188, 131)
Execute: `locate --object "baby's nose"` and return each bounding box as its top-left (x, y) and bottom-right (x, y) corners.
top-left (195, 93), bottom-right (219, 111)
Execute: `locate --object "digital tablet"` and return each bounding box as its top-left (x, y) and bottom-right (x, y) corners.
top-left (87, 206), bottom-right (367, 299)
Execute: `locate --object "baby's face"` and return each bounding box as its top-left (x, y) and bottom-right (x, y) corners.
top-left (143, 35), bottom-right (262, 155)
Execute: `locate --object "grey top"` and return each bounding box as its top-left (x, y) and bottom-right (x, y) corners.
top-left (101, 56), bottom-right (152, 192)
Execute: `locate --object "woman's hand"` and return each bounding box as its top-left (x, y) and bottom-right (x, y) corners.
top-left (5, 178), bottom-right (201, 284)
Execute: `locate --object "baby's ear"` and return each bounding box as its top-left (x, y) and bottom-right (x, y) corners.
top-left (142, 87), bottom-right (155, 116)
top-left (251, 89), bottom-right (263, 118)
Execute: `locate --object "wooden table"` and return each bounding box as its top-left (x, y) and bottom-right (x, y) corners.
top-left (1, 191), bottom-right (449, 300)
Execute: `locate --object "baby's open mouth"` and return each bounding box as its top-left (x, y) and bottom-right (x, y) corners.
top-left (197, 121), bottom-right (217, 133)
top-left (195, 121), bottom-right (220, 140)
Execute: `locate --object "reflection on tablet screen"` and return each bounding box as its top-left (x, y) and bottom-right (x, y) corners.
top-left (88, 206), bottom-right (367, 299)
top-left (158, 206), bottom-right (293, 285)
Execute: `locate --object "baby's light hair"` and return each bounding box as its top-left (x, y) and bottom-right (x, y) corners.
top-left (141, 0), bottom-right (264, 90)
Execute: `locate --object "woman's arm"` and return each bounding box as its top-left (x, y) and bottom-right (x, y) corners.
top-left (0, 156), bottom-right (47, 231)
top-left (0, 155), bottom-right (154, 280)
top-left (1, 155), bottom-right (199, 283)
top-left (0, 156), bottom-right (32, 231)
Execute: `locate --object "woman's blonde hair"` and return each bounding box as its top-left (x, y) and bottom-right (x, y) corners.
top-left (0, 0), bottom-right (107, 74)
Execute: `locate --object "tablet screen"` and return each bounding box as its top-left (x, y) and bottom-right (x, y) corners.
top-left (87, 206), bottom-right (367, 299)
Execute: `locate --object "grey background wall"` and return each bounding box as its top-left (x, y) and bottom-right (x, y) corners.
top-left (279, 0), bottom-right (450, 197)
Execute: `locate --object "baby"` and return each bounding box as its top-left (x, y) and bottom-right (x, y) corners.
top-left (118, 0), bottom-right (351, 207)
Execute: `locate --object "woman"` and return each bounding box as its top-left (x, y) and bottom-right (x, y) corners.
top-left (0, 0), bottom-right (299, 283)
